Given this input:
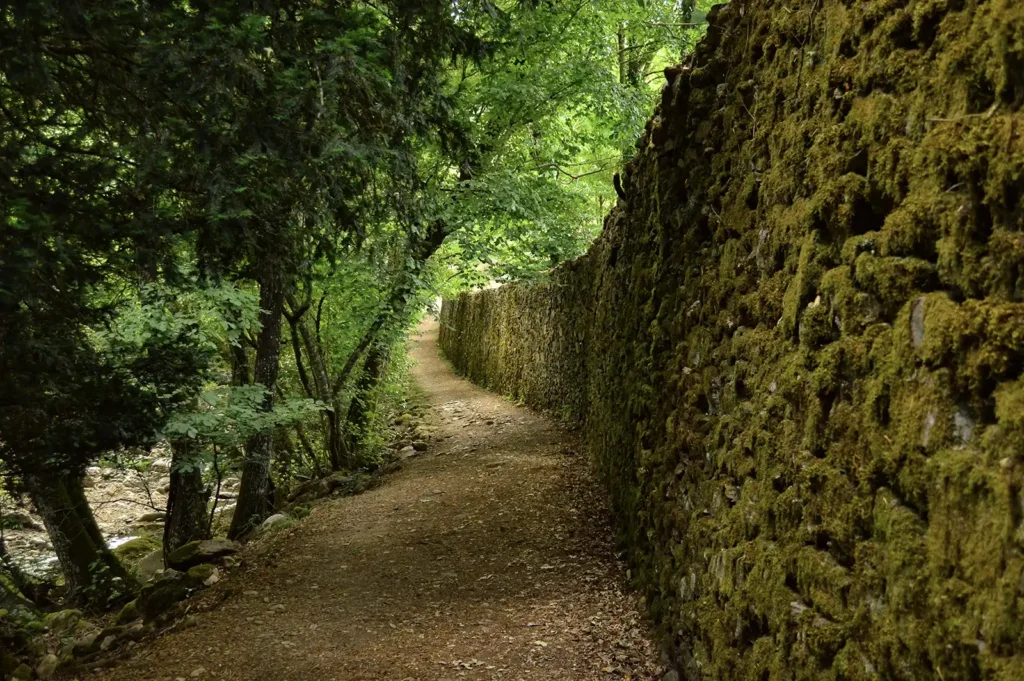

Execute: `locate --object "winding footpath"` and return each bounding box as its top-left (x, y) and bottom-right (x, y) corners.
top-left (95, 320), bottom-right (660, 681)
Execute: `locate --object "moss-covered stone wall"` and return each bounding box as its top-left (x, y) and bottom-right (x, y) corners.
top-left (440, 2), bottom-right (1024, 678)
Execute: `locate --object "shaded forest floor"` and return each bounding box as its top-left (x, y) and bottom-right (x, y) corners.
top-left (91, 319), bottom-right (661, 681)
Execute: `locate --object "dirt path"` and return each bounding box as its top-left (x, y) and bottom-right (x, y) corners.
top-left (95, 320), bottom-right (661, 681)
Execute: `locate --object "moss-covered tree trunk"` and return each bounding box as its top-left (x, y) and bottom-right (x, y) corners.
top-left (25, 473), bottom-right (134, 604)
top-left (163, 437), bottom-right (211, 554)
top-left (229, 268), bottom-right (285, 540)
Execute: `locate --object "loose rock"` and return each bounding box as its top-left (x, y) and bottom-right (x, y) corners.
top-left (35, 654), bottom-right (59, 680)
top-left (136, 548), bottom-right (166, 584)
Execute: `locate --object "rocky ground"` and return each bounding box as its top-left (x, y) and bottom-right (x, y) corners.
top-left (77, 319), bottom-right (665, 681)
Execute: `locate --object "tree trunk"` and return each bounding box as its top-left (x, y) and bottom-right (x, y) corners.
top-left (231, 343), bottom-right (250, 387)
top-left (25, 473), bottom-right (134, 605)
top-left (229, 268), bottom-right (285, 540)
top-left (344, 340), bottom-right (390, 463)
top-left (163, 437), bottom-right (211, 554)
top-left (294, 421), bottom-right (323, 476)
top-left (617, 25), bottom-right (627, 85)
top-left (293, 314), bottom-right (347, 469)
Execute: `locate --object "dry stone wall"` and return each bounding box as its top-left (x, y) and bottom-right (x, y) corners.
top-left (441, 2), bottom-right (1024, 679)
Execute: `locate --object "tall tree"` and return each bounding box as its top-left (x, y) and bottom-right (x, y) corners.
top-left (123, 1), bottom-right (482, 537)
top-left (0, 1), bottom-right (207, 602)
top-left (429, 0), bottom-right (707, 284)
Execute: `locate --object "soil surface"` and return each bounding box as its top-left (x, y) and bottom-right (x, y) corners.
top-left (92, 320), bottom-right (662, 681)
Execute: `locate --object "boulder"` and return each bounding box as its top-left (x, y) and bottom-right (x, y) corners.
top-left (35, 653), bottom-right (58, 680)
top-left (113, 536), bottom-right (162, 574)
top-left (185, 564), bottom-right (219, 587)
top-left (115, 599), bottom-right (142, 626)
top-left (135, 563), bottom-right (220, 623)
top-left (166, 540), bottom-right (239, 571)
top-left (136, 548), bottom-right (165, 584)
top-left (42, 609), bottom-right (82, 637)
top-left (97, 625), bottom-right (126, 652)
top-left (137, 575), bottom-right (191, 623)
top-left (260, 514), bottom-right (290, 531)
top-left (10, 663), bottom-right (33, 681)
top-left (134, 512), bottom-right (167, 523)
top-left (72, 631), bottom-right (100, 657)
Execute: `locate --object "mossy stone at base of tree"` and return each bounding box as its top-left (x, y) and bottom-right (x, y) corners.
top-left (137, 574), bottom-right (192, 623)
top-left (42, 609), bottom-right (83, 635)
top-left (115, 599), bottom-right (142, 626)
top-left (165, 540), bottom-right (239, 571)
top-left (185, 564), bottom-right (218, 586)
top-left (112, 536), bottom-right (162, 575)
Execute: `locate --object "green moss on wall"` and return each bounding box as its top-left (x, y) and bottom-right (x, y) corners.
top-left (441, 2), bottom-right (1024, 679)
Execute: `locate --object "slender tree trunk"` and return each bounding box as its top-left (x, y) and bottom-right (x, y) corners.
top-left (231, 343), bottom-right (250, 387)
top-left (163, 437), bottom-right (211, 554)
top-left (294, 421), bottom-right (323, 476)
top-left (344, 340), bottom-right (390, 463)
top-left (617, 25), bottom-right (627, 85)
top-left (293, 315), bottom-right (347, 469)
top-left (296, 316), bottom-right (331, 400)
top-left (229, 268), bottom-right (286, 540)
top-left (25, 473), bottom-right (134, 604)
